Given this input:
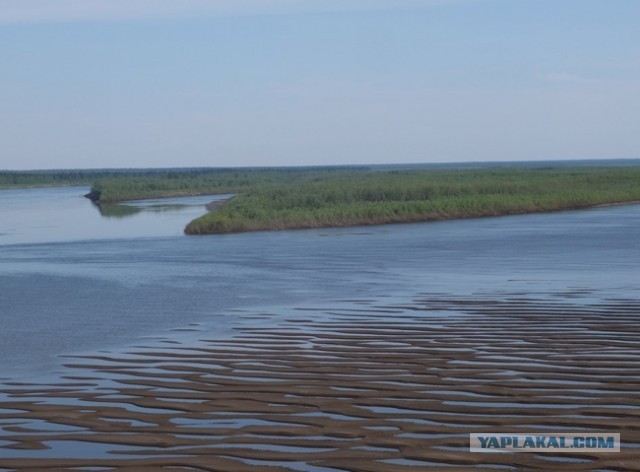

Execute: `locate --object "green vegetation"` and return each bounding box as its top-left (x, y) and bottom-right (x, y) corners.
top-left (184, 167), bottom-right (640, 234)
top-left (8, 165), bottom-right (640, 235)
top-left (86, 167), bottom-right (367, 203)
top-left (0, 170), bottom-right (110, 188)
top-left (0, 168), bottom-right (238, 190)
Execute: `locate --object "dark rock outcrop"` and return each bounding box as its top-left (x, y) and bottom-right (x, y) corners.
top-left (84, 190), bottom-right (101, 202)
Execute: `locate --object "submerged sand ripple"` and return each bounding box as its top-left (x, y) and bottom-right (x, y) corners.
top-left (1, 295), bottom-right (640, 470)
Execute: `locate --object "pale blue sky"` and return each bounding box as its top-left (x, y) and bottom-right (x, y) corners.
top-left (1, 0), bottom-right (638, 169)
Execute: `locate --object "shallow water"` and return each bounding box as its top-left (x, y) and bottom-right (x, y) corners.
top-left (1, 186), bottom-right (639, 380)
top-left (0, 185), bottom-right (639, 469)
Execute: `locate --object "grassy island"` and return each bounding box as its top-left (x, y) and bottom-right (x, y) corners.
top-left (15, 164), bottom-right (637, 235)
top-left (184, 166), bottom-right (640, 234)
top-left (0, 163), bottom-right (640, 234)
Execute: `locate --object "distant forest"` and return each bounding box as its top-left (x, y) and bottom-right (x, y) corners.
top-left (0, 166), bottom-right (368, 193)
top-left (0, 169), bottom-right (182, 188)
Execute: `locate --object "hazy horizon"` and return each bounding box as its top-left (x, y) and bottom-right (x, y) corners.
top-left (1, 0), bottom-right (639, 170)
top-left (5, 157), bottom-right (640, 174)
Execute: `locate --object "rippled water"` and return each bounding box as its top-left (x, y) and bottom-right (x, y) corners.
top-left (1, 186), bottom-right (639, 380)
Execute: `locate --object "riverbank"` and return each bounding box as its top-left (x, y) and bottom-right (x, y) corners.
top-left (184, 166), bottom-right (640, 234)
top-left (1, 293), bottom-right (639, 470)
top-left (186, 196), bottom-right (640, 235)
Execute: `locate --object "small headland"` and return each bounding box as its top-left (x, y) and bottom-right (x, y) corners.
top-left (45, 163), bottom-right (640, 236)
top-left (183, 165), bottom-right (640, 234)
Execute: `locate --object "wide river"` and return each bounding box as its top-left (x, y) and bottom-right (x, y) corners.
top-left (1, 186), bottom-right (638, 381)
top-left (2, 185), bottom-right (640, 469)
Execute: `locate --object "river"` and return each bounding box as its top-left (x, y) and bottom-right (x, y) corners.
top-left (1, 185), bottom-right (640, 468)
top-left (0, 187), bottom-right (640, 377)
top-left (1, 186), bottom-right (638, 380)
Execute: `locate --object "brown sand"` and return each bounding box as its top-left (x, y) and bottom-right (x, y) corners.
top-left (1, 295), bottom-right (639, 470)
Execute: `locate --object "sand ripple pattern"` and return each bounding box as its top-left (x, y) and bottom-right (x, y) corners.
top-left (1, 295), bottom-right (640, 471)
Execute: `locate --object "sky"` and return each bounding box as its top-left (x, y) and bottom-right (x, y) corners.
top-left (0, 0), bottom-right (638, 170)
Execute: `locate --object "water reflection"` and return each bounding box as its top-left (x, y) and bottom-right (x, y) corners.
top-left (95, 202), bottom-right (198, 218)
top-left (0, 187), bottom-right (233, 245)
top-left (94, 203), bottom-right (142, 219)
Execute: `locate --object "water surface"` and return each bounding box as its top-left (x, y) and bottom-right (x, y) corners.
top-left (1, 186), bottom-right (638, 380)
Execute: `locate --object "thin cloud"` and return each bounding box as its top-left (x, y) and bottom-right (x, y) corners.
top-left (0, 0), bottom-right (475, 23)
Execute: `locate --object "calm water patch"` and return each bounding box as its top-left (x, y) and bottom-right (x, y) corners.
top-left (1, 186), bottom-right (639, 379)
